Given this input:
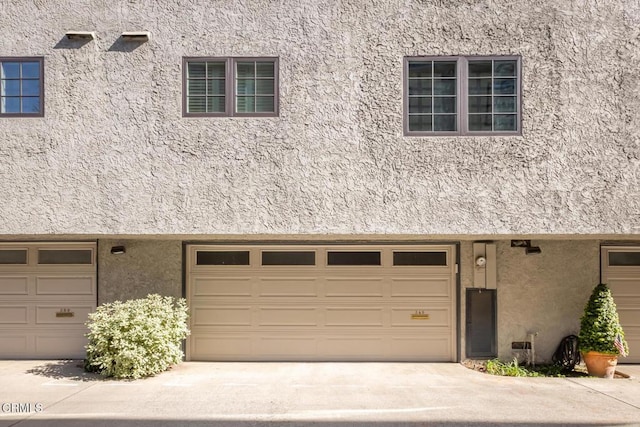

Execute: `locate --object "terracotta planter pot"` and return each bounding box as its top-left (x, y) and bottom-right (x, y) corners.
top-left (582, 351), bottom-right (618, 378)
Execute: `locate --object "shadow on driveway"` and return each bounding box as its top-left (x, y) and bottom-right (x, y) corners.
top-left (25, 360), bottom-right (107, 382)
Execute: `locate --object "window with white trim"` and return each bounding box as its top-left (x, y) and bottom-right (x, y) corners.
top-left (404, 56), bottom-right (521, 136)
top-left (183, 57), bottom-right (278, 117)
top-left (0, 57), bottom-right (44, 117)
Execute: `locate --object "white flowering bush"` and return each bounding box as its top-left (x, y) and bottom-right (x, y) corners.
top-left (85, 294), bottom-right (190, 379)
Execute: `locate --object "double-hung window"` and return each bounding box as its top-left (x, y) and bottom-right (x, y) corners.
top-left (183, 57), bottom-right (278, 117)
top-left (404, 56), bottom-right (521, 136)
top-left (0, 57), bottom-right (44, 117)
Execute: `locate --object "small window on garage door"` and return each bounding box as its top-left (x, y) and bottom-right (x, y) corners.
top-left (38, 249), bottom-right (93, 265)
top-left (327, 251), bottom-right (381, 266)
top-left (393, 251), bottom-right (447, 266)
top-left (0, 249), bottom-right (28, 264)
top-left (196, 251), bottom-right (250, 265)
top-left (608, 251), bottom-right (640, 266)
top-left (261, 251), bottom-right (316, 266)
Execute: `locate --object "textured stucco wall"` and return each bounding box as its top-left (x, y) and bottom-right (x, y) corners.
top-left (0, 0), bottom-right (638, 236)
top-left (494, 240), bottom-right (600, 362)
top-left (97, 239), bottom-right (182, 304)
top-left (460, 240), bottom-right (600, 362)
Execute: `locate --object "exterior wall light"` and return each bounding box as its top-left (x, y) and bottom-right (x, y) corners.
top-left (65, 31), bottom-right (96, 40)
top-left (121, 31), bottom-right (150, 42)
top-left (511, 240), bottom-right (541, 254)
top-left (110, 246), bottom-right (126, 255)
top-left (525, 246), bottom-right (542, 255)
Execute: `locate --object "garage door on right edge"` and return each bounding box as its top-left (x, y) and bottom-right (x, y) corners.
top-left (187, 244), bottom-right (457, 362)
top-left (601, 246), bottom-right (640, 363)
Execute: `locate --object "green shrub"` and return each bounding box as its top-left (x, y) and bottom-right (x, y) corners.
top-left (484, 359), bottom-right (567, 377)
top-left (486, 358), bottom-right (541, 377)
top-left (85, 294), bottom-right (190, 379)
top-left (578, 283), bottom-right (628, 356)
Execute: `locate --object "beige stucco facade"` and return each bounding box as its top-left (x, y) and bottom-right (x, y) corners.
top-left (1, 0), bottom-right (638, 236)
top-left (97, 240), bottom-right (182, 304)
top-left (1, 0), bottom-right (638, 362)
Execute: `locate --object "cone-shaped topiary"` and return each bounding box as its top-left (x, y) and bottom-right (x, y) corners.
top-left (578, 283), bottom-right (629, 356)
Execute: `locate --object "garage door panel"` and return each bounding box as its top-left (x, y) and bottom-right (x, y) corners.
top-left (391, 277), bottom-right (451, 298)
top-left (617, 308), bottom-right (640, 333)
top-left (608, 278), bottom-right (640, 298)
top-left (623, 328), bottom-right (640, 361)
top-left (0, 305), bottom-right (29, 324)
top-left (391, 307), bottom-right (451, 327)
top-left (259, 307), bottom-right (318, 326)
top-left (35, 305), bottom-right (93, 325)
top-left (391, 336), bottom-right (451, 360)
top-left (193, 306), bottom-right (252, 326)
top-left (325, 307), bottom-right (384, 326)
top-left (36, 276), bottom-right (94, 295)
top-left (192, 336), bottom-right (253, 357)
top-left (0, 276), bottom-right (29, 295)
top-left (259, 278), bottom-right (318, 297)
top-left (257, 336), bottom-right (317, 356)
top-left (322, 337), bottom-right (384, 356)
top-left (35, 333), bottom-right (88, 358)
top-left (615, 298), bottom-right (640, 308)
top-left (0, 333), bottom-right (29, 356)
top-left (193, 277), bottom-right (252, 297)
top-left (325, 278), bottom-right (384, 297)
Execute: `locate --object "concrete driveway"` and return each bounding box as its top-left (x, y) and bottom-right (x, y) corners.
top-left (1, 361), bottom-right (640, 426)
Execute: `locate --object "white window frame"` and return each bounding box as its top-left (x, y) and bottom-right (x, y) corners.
top-left (404, 55), bottom-right (522, 136)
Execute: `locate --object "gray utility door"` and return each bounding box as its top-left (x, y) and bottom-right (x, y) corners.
top-left (0, 242), bottom-right (97, 359)
top-left (601, 246), bottom-right (640, 363)
top-left (186, 244), bottom-right (457, 362)
top-left (466, 289), bottom-right (496, 358)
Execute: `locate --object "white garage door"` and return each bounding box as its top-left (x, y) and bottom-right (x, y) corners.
top-left (0, 243), bottom-right (97, 359)
top-left (602, 246), bottom-right (640, 364)
top-left (187, 244), bottom-right (457, 361)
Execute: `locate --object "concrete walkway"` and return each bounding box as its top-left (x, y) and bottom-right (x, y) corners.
top-left (1, 361), bottom-right (640, 426)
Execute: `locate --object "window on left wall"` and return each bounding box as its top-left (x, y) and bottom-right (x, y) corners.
top-left (0, 57), bottom-right (44, 117)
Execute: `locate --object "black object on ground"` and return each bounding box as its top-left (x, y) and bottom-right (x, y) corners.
top-left (552, 334), bottom-right (581, 372)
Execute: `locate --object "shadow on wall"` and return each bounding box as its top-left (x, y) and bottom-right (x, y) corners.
top-left (53, 34), bottom-right (147, 51)
top-left (108, 36), bottom-right (147, 52)
top-left (53, 37), bottom-right (93, 49)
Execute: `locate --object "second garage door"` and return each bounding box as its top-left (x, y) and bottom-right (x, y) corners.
top-left (601, 246), bottom-right (640, 363)
top-left (0, 242), bottom-right (97, 359)
top-left (187, 244), bottom-right (457, 361)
